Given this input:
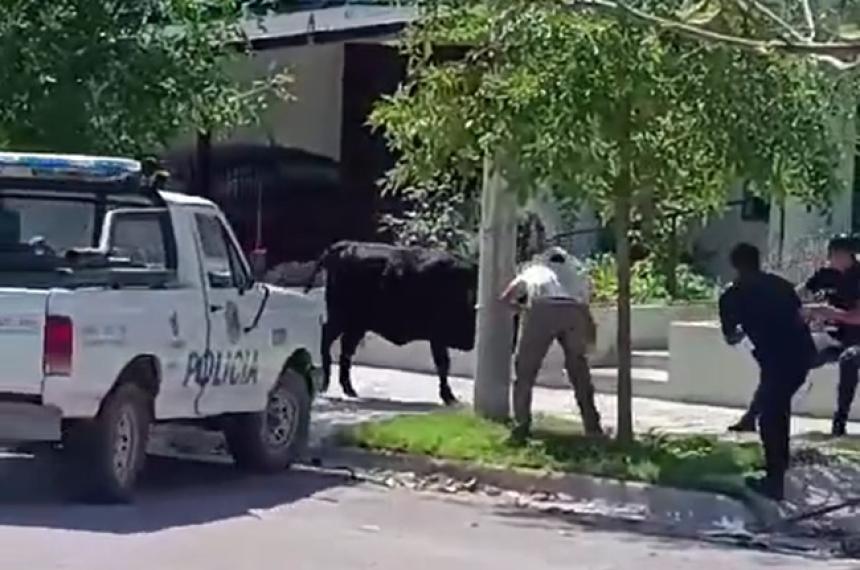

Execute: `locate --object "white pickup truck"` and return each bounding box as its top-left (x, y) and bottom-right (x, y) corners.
top-left (0, 152), bottom-right (325, 502)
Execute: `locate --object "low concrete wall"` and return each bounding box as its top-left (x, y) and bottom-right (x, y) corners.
top-left (591, 304), bottom-right (715, 366)
top-left (668, 321), bottom-right (854, 420)
top-left (344, 303), bottom-right (713, 388)
top-left (347, 332), bottom-right (573, 387)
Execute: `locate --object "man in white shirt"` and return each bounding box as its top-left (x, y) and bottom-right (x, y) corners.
top-left (501, 246), bottom-right (603, 441)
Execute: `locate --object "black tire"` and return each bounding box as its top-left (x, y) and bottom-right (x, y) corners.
top-left (60, 383), bottom-right (151, 503)
top-left (224, 369), bottom-right (311, 473)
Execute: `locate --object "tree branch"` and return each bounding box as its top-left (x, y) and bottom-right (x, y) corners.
top-left (800, 0), bottom-right (816, 42)
top-left (566, 0), bottom-right (860, 67)
top-left (737, 0), bottom-right (806, 42)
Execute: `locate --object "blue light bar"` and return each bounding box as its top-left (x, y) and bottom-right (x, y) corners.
top-left (0, 152), bottom-right (141, 183)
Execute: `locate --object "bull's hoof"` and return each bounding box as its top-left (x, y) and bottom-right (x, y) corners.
top-left (341, 385), bottom-right (359, 398)
top-left (440, 392), bottom-right (458, 406)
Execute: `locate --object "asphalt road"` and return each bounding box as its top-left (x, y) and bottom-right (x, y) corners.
top-left (0, 452), bottom-right (854, 570)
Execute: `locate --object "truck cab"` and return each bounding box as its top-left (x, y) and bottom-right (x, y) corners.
top-left (0, 152), bottom-right (325, 502)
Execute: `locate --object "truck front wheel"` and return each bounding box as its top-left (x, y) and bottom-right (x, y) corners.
top-left (61, 383), bottom-right (151, 503)
top-left (225, 370), bottom-right (311, 473)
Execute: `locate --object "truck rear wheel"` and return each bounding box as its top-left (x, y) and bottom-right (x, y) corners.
top-left (61, 383), bottom-right (151, 503)
top-left (225, 370), bottom-right (310, 473)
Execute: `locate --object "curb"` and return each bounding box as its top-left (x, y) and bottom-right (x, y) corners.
top-left (318, 445), bottom-right (777, 534)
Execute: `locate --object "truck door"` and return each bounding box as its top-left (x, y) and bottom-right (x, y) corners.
top-left (191, 209), bottom-right (269, 415)
top-left (102, 209), bottom-right (206, 418)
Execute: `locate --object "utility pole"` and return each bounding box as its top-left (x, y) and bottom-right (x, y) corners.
top-left (473, 155), bottom-right (518, 421)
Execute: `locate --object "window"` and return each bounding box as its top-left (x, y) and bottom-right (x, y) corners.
top-left (110, 216), bottom-right (168, 269)
top-left (1, 197), bottom-right (95, 253)
top-left (194, 213), bottom-right (249, 290)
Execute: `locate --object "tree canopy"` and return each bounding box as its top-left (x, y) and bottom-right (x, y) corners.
top-left (0, 0), bottom-right (291, 156)
top-left (370, 0), bottom-right (854, 439)
top-left (373, 0), bottom-right (851, 217)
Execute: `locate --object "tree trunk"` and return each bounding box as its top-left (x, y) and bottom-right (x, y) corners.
top-left (665, 215), bottom-right (678, 299)
top-left (615, 190), bottom-right (634, 443)
top-left (474, 154), bottom-right (518, 421)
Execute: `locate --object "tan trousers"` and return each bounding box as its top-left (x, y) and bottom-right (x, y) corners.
top-left (513, 298), bottom-right (602, 435)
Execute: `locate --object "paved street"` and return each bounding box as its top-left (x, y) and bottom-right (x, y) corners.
top-left (0, 454), bottom-right (854, 570)
top-left (0, 365), bottom-right (858, 569)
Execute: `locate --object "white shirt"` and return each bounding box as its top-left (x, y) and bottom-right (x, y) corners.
top-left (511, 257), bottom-right (590, 305)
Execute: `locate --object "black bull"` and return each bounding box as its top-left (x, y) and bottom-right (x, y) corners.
top-left (307, 241), bottom-right (521, 405)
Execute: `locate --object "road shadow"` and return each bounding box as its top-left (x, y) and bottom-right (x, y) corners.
top-left (489, 503), bottom-right (840, 562)
top-left (0, 452), bottom-right (354, 534)
top-left (316, 396), bottom-right (443, 415)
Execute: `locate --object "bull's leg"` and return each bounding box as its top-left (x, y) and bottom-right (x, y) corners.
top-left (431, 341), bottom-right (457, 406)
top-left (321, 321), bottom-right (342, 393)
top-left (339, 329), bottom-right (365, 398)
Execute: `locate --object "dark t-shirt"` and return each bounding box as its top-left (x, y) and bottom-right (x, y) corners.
top-left (719, 272), bottom-right (814, 366)
top-left (805, 264), bottom-right (860, 345)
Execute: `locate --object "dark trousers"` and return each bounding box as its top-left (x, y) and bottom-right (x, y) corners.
top-left (743, 345), bottom-right (857, 425)
top-left (757, 362), bottom-right (808, 480)
top-left (835, 347), bottom-right (860, 425)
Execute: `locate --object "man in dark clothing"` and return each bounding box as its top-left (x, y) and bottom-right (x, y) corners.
top-left (804, 236), bottom-right (860, 436)
top-left (719, 243), bottom-right (815, 501)
top-left (729, 235), bottom-right (860, 436)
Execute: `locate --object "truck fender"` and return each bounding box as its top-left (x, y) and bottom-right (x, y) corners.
top-left (105, 355), bottom-right (162, 411)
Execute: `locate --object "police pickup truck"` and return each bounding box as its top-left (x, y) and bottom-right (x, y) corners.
top-left (0, 152), bottom-right (325, 502)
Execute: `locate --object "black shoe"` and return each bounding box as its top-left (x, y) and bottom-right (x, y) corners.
top-left (745, 475), bottom-right (785, 502)
top-left (832, 419), bottom-right (847, 438)
top-left (728, 416), bottom-right (757, 433)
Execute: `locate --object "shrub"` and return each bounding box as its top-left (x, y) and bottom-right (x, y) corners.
top-left (587, 253), bottom-right (718, 305)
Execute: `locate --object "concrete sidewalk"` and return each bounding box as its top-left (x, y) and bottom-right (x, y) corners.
top-left (315, 365), bottom-right (854, 441)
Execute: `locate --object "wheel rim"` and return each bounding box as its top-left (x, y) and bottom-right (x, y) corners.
top-left (264, 388), bottom-right (299, 449)
top-left (113, 406), bottom-right (137, 485)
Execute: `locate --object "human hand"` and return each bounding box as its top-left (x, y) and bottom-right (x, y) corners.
top-left (808, 305), bottom-right (843, 323)
top-left (724, 329), bottom-right (745, 346)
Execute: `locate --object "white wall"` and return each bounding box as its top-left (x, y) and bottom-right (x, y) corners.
top-left (227, 43), bottom-right (346, 161)
top-left (689, 182), bottom-right (770, 282)
top-left (670, 322), bottom-right (860, 420)
top-left (765, 95), bottom-right (856, 284)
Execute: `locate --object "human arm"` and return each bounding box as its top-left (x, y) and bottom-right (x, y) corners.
top-left (500, 277), bottom-right (525, 307)
top-left (718, 287), bottom-right (745, 346)
top-left (808, 269), bottom-right (860, 324)
top-left (810, 303), bottom-right (860, 325)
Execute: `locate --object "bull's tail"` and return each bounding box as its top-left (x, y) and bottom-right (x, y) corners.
top-left (304, 242), bottom-right (346, 293)
top-left (304, 249), bottom-right (330, 293)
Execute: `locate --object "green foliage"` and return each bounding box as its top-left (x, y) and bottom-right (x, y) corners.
top-left (344, 410), bottom-right (762, 494)
top-left (371, 0), bottom-right (848, 230)
top-left (380, 175), bottom-right (480, 259)
top-left (382, 178), bottom-right (554, 263)
top-left (0, 0), bottom-right (292, 156)
top-left (587, 253), bottom-right (718, 305)
top-left (370, 0), bottom-right (851, 440)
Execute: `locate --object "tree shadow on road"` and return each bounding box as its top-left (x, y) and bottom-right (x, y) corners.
top-left (489, 504), bottom-right (840, 564)
top-left (0, 454), bottom-right (356, 534)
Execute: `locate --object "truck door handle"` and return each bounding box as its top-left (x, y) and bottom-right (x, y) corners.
top-left (210, 304), bottom-right (224, 314)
